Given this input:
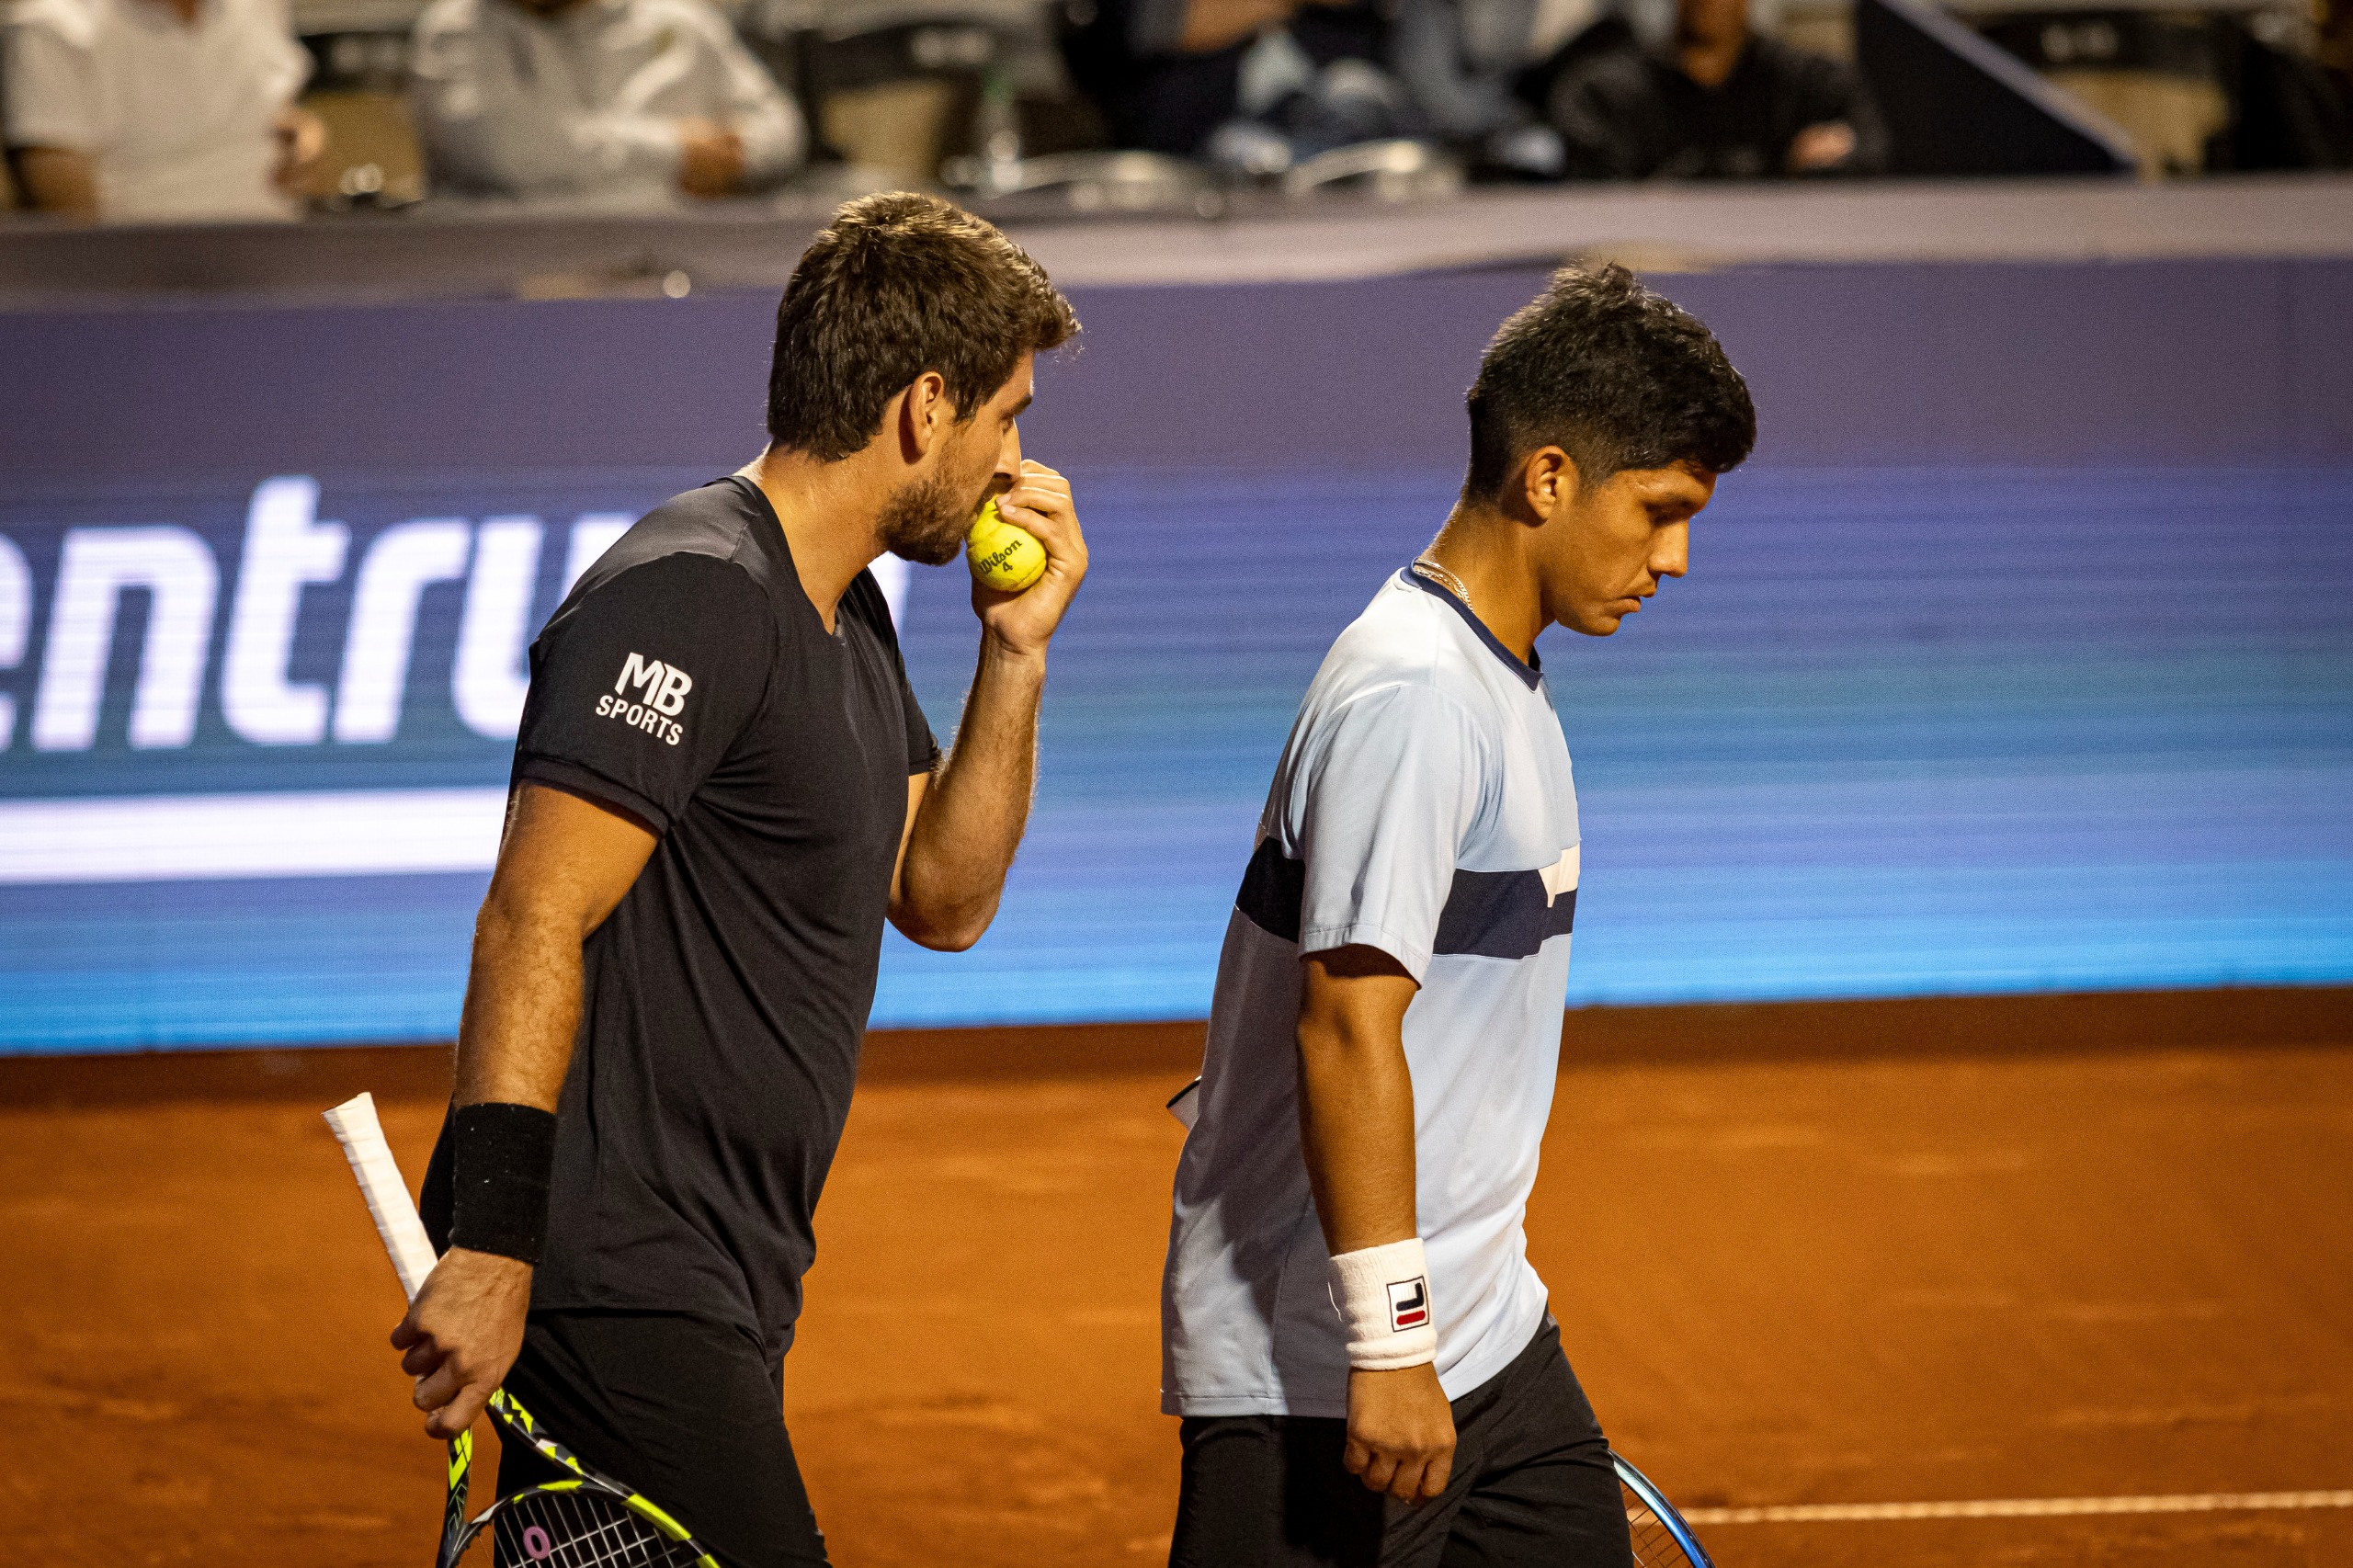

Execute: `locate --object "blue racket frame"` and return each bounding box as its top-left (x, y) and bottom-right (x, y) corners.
top-left (1612, 1451), bottom-right (1715, 1568)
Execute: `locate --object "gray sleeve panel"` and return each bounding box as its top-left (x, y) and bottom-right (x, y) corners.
top-left (1285, 681), bottom-right (1491, 981)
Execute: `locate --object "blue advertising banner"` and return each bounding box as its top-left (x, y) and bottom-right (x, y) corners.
top-left (2, 259), bottom-right (2348, 1050)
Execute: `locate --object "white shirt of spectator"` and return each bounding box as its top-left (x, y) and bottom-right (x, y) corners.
top-left (408, 0), bottom-right (804, 208)
top-left (2, 0), bottom-right (309, 222)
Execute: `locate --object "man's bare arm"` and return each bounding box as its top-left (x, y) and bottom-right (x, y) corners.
top-left (1298, 945), bottom-right (1456, 1504)
top-left (449, 784), bottom-right (654, 1106)
top-left (12, 147), bottom-right (99, 220)
top-left (1300, 947), bottom-right (1421, 1250)
top-left (888, 637), bottom-right (1041, 950)
top-left (889, 460), bottom-right (1086, 950)
top-left (392, 783), bottom-right (656, 1439)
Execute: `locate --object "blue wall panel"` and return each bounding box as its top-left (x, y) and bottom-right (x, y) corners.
top-left (1, 260), bottom-right (2347, 1050)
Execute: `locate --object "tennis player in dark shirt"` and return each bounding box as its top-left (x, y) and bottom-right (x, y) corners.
top-left (1546, 0), bottom-right (1887, 178)
top-left (390, 192), bottom-right (1085, 1567)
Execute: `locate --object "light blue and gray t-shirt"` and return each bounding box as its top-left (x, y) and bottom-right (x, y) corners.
top-left (1162, 567), bottom-right (1582, 1418)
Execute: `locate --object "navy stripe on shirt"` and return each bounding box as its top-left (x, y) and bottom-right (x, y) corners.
top-left (1236, 836), bottom-right (1306, 942)
top-left (1430, 867), bottom-right (1577, 959)
top-left (1235, 838), bottom-right (1575, 960)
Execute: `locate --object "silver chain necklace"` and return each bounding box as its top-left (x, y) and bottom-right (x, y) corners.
top-left (1412, 556), bottom-right (1472, 606)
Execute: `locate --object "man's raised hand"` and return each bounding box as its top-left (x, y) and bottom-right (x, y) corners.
top-left (978, 460), bottom-right (1086, 657)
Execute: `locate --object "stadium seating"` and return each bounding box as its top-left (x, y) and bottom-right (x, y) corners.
top-left (2, 0), bottom-right (2341, 224)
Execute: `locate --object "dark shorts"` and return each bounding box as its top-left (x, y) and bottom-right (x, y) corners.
top-left (497, 1310), bottom-right (827, 1568)
top-left (1171, 1319), bottom-right (1632, 1568)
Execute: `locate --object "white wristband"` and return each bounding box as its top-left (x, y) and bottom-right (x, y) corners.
top-left (1329, 1238), bottom-right (1437, 1371)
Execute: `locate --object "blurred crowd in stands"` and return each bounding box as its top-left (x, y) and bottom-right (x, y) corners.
top-left (2, 0), bottom-right (2347, 221)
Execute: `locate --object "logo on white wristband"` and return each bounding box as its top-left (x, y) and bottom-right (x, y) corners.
top-left (1330, 1238), bottom-right (1438, 1371)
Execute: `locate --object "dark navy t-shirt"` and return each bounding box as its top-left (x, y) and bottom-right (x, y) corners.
top-left (425, 475), bottom-right (937, 1360)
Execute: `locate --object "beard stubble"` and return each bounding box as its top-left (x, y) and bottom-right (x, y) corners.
top-left (878, 467), bottom-right (985, 568)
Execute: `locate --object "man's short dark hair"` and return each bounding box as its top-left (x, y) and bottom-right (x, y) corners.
top-left (1463, 264), bottom-right (1756, 501)
top-left (767, 193), bottom-right (1079, 461)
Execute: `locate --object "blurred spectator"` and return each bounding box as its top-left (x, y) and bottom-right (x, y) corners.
top-left (2, 0), bottom-right (324, 222)
top-left (1063, 0), bottom-right (1409, 165)
top-left (1545, 0), bottom-right (1885, 176)
top-left (408, 0), bottom-right (805, 206)
top-left (1389, 0), bottom-right (1567, 175)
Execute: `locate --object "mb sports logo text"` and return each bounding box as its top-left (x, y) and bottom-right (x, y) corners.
top-left (596, 653), bottom-right (692, 745)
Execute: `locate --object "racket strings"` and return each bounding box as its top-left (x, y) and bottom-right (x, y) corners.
top-left (474, 1487), bottom-right (701, 1568)
top-left (1622, 1483), bottom-right (1698, 1567)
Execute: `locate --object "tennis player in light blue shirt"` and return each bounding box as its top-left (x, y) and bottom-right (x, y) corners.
top-left (1161, 264), bottom-right (1756, 1568)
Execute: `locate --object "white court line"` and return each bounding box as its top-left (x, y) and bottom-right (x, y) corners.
top-left (1684, 1489), bottom-right (2353, 1526)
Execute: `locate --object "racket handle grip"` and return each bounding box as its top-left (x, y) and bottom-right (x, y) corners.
top-left (324, 1091), bottom-right (442, 1303)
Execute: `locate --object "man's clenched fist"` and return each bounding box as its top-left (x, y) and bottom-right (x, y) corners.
top-left (1345, 1362), bottom-right (1457, 1504)
top-left (391, 1247), bottom-right (533, 1439)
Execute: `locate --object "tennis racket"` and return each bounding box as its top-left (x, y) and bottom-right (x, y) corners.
top-left (324, 1092), bottom-right (719, 1568)
top-left (1614, 1451), bottom-right (1714, 1567)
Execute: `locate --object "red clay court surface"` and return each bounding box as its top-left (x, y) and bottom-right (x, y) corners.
top-left (3, 989), bottom-right (2347, 1566)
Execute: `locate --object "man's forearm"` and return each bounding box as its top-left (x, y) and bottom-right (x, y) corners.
top-left (896, 632), bottom-right (1044, 946)
top-left (1298, 950), bottom-right (1451, 1504)
top-left (1299, 1016), bottom-right (1419, 1253)
top-left (401, 913), bottom-right (558, 1445)
top-left (452, 892), bottom-right (587, 1109)
top-left (1296, 949), bottom-right (1423, 1253)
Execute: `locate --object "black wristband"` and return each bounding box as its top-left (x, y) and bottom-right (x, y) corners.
top-left (448, 1102), bottom-right (558, 1266)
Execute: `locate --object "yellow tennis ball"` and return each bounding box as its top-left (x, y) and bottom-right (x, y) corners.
top-left (965, 497), bottom-right (1047, 594)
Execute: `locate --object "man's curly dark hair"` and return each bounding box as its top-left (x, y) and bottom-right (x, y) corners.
top-left (767, 192), bottom-right (1079, 462)
top-left (1464, 264), bottom-right (1756, 500)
